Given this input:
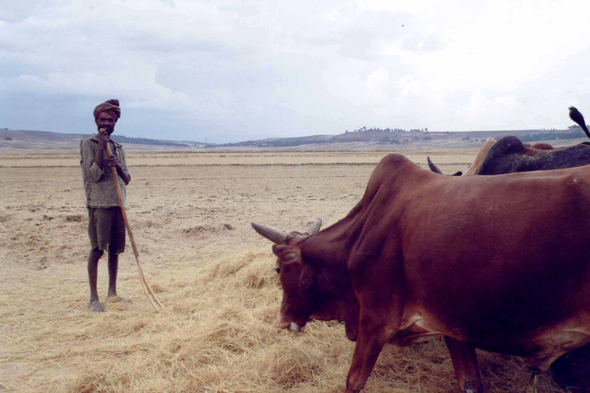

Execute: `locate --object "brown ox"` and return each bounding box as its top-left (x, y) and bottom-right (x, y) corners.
top-left (253, 154), bottom-right (590, 393)
top-left (426, 109), bottom-right (590, 391)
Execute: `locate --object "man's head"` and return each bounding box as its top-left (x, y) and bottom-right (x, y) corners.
top-left (94, 99), bottom-right (121, 135)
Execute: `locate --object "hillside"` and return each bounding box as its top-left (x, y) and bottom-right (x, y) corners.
top-left (215, 126), bottom-right (589, 149)
top-left (1, 126), bottom-right (588, 152)
top-left (0, 129), bottom-right (199, 151)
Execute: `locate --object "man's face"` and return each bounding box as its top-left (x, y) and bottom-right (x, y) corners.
top-left (96, 111), bottom-right (118, 134)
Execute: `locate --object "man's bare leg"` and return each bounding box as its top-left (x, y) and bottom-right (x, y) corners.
top-left (107, 248), bottom-right (131, 303)
top-left (88, 248), bottom-right (105, 312)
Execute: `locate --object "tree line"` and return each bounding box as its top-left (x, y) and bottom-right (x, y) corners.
top-left (520, 127), bottom-right (587, 142)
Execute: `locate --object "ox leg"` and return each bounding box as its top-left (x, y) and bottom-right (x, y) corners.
top-left (346, 319), bottom-right (389, 393)
top-left (445, 337), bottom-right (483, 393)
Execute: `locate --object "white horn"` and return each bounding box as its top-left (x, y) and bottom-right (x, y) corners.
top-left (307, 218), bottom-right (322, 235)
top-left (251, 223), bottom-right (289, 244)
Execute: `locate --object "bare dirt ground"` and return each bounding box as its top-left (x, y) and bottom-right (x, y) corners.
top-left (0, 149), bottom-right (562, 392)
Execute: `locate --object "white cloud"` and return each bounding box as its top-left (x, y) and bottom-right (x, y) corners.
top-left (13, 68), bottom-right (203, 114)
top-left (2, 0), bottom-right (590, 142)
top-left (325, 10), bottom-right (341, 21)
top-left (458, 93), bottom-right (522, 129)
top-left (365, 68), bottom-right (389, 90)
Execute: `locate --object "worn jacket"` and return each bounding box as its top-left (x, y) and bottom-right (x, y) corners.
top-left (80, 134), bottom-right (131, 208)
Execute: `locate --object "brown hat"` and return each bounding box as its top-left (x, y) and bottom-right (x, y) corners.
top-left (93, 99), bottom-right (121, 120)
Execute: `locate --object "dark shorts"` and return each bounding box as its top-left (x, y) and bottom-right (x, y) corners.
top-left (88, 207), bottom-right (126, 254)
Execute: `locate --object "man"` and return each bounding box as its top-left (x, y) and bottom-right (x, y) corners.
top-left (80, 99), bottom-right (131, 312)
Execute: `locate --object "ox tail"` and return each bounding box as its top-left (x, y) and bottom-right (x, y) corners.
top-left (569, 106), bottom-right (590, 140)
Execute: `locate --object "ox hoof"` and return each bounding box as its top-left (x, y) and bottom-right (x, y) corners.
top-left (463, 380), bottom-right (483, 393)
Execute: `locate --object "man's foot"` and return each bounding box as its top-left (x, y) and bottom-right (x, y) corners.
top-left (89, 299), bottom-right (105, 312)
top-left (107, 294), bottom-right (132, 304)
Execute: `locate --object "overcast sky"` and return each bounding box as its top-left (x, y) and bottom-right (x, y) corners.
top-left (2, 0), bottom-right (590, 143)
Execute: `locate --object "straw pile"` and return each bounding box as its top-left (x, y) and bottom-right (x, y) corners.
top-left (1, 246), bottom-right (564, 393)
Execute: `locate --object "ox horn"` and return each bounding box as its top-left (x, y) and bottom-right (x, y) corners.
top-left (251, 223), bottom-right (289, 244)
top-left (307, 218), bottom-right (322, 235)
top-left (427, 156), bottom-right (443, 175)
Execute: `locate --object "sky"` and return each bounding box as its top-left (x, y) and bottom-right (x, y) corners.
top-left (2, 0), bottom-right (590, 144)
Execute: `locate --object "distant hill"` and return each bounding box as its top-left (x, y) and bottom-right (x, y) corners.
top-left (1, 126), bottom-right (588, 151)
top-left (0, 129), bottom-right (202, 151)
top-left (214, 126), bottom-right (590, 149)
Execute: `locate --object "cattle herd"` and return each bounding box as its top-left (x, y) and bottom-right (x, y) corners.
top-left (252, 107), bottom-right (590, 393)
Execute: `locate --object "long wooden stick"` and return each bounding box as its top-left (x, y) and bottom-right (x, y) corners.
top-left (102, 130), bottom-right (164, 311)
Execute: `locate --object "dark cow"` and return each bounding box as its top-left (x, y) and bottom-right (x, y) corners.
top-left (253, 154), bottom-right (590, 393)
top-left (428, 106), bottom-right (590, 176)
top-left (474, 136), bottom-right (590, 175)
top-left (429, 137), bottom-right (590, 176)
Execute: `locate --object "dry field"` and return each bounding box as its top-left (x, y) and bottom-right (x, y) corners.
top-left (0, 149), bottom-right (563, 393)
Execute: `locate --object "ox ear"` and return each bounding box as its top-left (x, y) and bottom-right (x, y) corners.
top-left (272, 244), bottom-right (302, 265)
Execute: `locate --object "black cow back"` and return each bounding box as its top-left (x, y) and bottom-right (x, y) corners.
top-left (477, 136), bottom-right (590, 175)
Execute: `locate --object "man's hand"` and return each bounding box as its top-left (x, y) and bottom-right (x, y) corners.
top-left (98, 129), bottom-right (110, 151)
top-left (106, 152), bottom-right (130, 185)
top-left (106, 154), bottom-right (122, 169)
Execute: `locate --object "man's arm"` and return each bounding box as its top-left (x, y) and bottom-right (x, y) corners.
top-left (107, 154), bottom-right (131, 185)
top-left (80, 139), bottom-right (104, 183)
top-left (105, 142), bottom-right (131, 185)
top-left (119, 147), bottom-right (131, 185)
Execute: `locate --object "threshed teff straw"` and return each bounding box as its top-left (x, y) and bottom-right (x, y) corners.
top-left (101, 128), bottom-right (164, 311)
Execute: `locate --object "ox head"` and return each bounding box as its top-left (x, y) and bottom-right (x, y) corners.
top-left (252, 219), bottom-right (323, 333)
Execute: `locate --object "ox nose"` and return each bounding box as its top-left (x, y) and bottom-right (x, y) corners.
top-left (276, 313), bottom-right (305, 333)
top-left (277, 312), bottom-right (289, 329)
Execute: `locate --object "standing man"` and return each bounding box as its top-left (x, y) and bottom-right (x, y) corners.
top-left (80, 99), bottom-right (132, 312)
